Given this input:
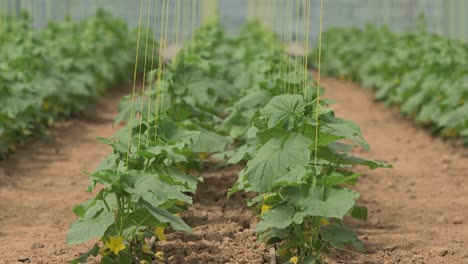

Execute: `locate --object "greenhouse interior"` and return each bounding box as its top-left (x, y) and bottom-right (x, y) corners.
top-left (0, 0), bottom-right (467, 263)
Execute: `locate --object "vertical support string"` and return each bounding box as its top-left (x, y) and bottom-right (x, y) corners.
top-left (313, 0), bottom-right (324, 173)
top-left (1, 0), bottom-right (4, 36)
top-left (287, 0), bottom-right (293, 93)
top-left (303, 0), bottom-right (310, 96)
top-left (173, 0), bottom-right (180, 46)
top-left (137, 0), bottom-right (153, 149)
top-left (460, 0), bottom-right (465, 41)
top-left (154, 0), bottom-right (170, 140)
top-left (46, 0), bottom-right (51, 23)
top-left (191, 0), bottom-right (196, 51)
top-left (293, 0), bottom-right (300, 94)
top-left (450, 0), bottom-right (455, 39)
top-left (301, 0), bottom-right (306, 93)
top-left (126, 0), bottom-right (144, 168)
top-left (154, 0), bottom-right (167, 141)
top-left (146, 0), bottom-right (159, 147)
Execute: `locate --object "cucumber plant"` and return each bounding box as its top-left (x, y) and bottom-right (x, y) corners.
top-left (69, 21), bottom-right (390, 264)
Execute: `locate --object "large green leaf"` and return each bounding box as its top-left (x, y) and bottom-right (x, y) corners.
top-left (318, 147), bottom-right (391, 169)
top-left (66, 210), bottom-right (115, 245)
top-left (321, 224), bottom-right (364, 251)
top-left (125, 171), bottom-right (192, 206)
top-left (321, 114), bottom-right (369, 150)
top-left (244, 133), bottom-right (311, 192)
top-left (255, 205), bottom-right (295, 233)
top-left (284, 186), bottom-right (360, 219)
top-left (260, 94), bottom-right (307, 130)
top-left (190, 131), bottom-right (231, 153)
top-left (142, 201), bottom-right (192, 233)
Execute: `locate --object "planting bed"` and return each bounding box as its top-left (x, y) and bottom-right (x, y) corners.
top-left (0, 75), bottom-right (467, 263)
top-left (1, 8), bottom-right (467, 264)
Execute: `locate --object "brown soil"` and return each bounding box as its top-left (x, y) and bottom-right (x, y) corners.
top-left (0, 85), bottom-right (269, 264)
top-left (0, 78), bottom-right (467, 264)
top-left (321, 77), bottom-right (468, 264)
top-left (0, 87), bottom-right (127, 264)
top-left (158, 165), bottom-right (268, 264)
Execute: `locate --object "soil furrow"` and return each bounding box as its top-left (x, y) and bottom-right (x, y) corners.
top-left (321, 77), bottom-right (468, 264)
top-left (1, 78), bottom-right (467, 264)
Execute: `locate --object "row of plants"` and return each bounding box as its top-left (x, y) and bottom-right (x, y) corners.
top-left (309, 23), bottom-right (468, 143)
top-left (68, 19), bottom-right (389, 264)
top-left (0, 10), bottom-right (153, 157)
top-left (223, 23), bottom-right (389, 263)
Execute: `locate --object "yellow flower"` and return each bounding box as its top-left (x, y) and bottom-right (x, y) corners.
top-left (263, 194), bottom-right (270, 202)
top-left (155, 226), bottom-right (167, 241)
top-left (261, 205), bottom-right (272, 215)
top-left (289, 256), bottom-right (299, 264)
top-left (197, 152), bottom-right (209, 159)
top-left (155, 251), bottom-right (165, 261)
top-left (104, 236), bottom-right (126, 255)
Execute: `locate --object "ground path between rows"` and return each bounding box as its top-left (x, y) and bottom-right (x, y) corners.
top-left (321, 76), bottom-right (468, 264)
top-left (0, 77), bottom-right (467, 264)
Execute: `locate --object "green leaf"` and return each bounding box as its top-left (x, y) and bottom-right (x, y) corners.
top-left (244, 133), bottom-right (311, 192)
top-left (320, 172), bottom-right (360, 187)
top-left (271, 166), bottom-right (308, 187)
top-left (125, 171), bottom-right (192, 206)
top-left (321, 224), bottom-right (364, 251)
top-left (66, 210), bottom-right (115, 245)
top-left (141, 145), bottom-right (188, 164)
top-left (260, 94), bottom-right (307, 130)
top-left (318, 147), bottom-right (391, 169)
top-left (284, 186), bottom-right (360, 219)
top-left (350, 206), bottom-right (368, 221)
top-left (158, 167), bottom-right (201, 191)
top-left (190, 131), bottom-right (231, 153)
top-left (322, 114), bottom-right (369, 150)
top-left (255, 205), bottom-right (295, 233)
top-left (101, 249), bottom-right (133, 264)
top-left (438, 104), bottom-right (468, 129)
top-left (227, 144), bottom-right (252, 164)
top-left (72, 199), bottom-right (95, 218)
top-left (142, 200), bottom-right (192, 233)
top-left (70, 244), bottom-right (99, 264)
